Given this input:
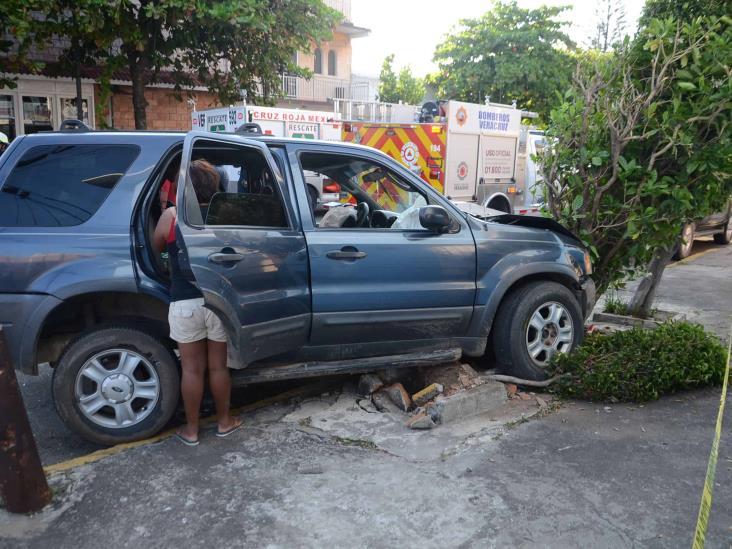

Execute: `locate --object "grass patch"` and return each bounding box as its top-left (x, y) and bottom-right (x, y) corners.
top-left (549, 322), bottom-right (727, 402)
top-left (603, 296), bottom-right (629, 315)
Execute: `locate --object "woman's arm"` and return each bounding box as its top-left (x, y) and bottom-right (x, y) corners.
top-left (152, 207), bottom-right (175, 255)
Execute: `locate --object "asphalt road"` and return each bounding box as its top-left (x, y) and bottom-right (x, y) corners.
top-left (16, 237), bottom-right (732, 467)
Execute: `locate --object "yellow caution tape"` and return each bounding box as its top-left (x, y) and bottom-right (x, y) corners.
top-left (692, 320), bottom-right (732, 549)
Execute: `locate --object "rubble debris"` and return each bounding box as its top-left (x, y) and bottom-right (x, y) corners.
top-left (372, 390), bottom-right (403, 414)
top-left (406, 412), bottom-right (436, 430)
top-left (419, 362), bottom-right (484, 396)
top-left (357, 373), bottom-right (384, 396)
top-left (535, 396), bottom-right (548, 409)
top-left (412, 383), bottom-right (444, 406)
top-left (504, 383), bottom-right (518, 398)
top-left (382, 383), bottom-right (413, 412)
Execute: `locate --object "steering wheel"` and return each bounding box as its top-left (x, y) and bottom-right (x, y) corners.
top-left (355, 202), bottom-right (370, 227)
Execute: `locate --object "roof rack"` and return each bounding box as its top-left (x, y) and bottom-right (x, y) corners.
top-left (235, 123), bottom-right (263, 136)
top-left (59, 119), bottom-right (92, 132)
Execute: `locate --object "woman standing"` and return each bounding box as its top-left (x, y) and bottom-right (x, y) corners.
top-left (153, 159), bottom-right (242, 446)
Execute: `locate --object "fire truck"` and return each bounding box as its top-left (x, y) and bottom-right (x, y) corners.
top-left (341, 100), bottom-right (543, 214)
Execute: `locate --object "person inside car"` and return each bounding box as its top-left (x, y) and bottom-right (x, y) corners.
top-left (0, 132), bottom-right (9, 156)
top-left (152, 159), bottom-right (242, 446)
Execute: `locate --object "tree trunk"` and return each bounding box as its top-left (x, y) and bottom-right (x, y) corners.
top-left (627, 244), bottom-right (676, 318)
top-left (128, 54), bottom-right (148, 130)
top-left (74, 41), bottom-right (83, 121)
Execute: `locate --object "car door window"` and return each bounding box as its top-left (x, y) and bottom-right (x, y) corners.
top-left (184, 138), bottom-right (288, 228)
top-left (298, 151), bottom-right (431, 230)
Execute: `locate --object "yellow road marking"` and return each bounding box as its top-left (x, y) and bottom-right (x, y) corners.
top-left (43, 382), bottom-right (325, 476)
top-left (692, 319), bottom-right (731, 548)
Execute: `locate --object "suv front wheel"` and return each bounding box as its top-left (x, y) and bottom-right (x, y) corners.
top-left (53, 326), bottom-right (180, 445)
top-left (492, 281), bottom-right (584, 381)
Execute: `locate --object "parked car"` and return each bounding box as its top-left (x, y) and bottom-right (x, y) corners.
top-left (0, 130), bottom-right (595, 445)
top-left (675, 204), bottom-right (732, 259)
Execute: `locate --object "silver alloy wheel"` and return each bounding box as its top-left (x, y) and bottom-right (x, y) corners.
top-left (525, 301), bottom-right (574, 367)
top-left (74, 349), bottom-right (160, 429)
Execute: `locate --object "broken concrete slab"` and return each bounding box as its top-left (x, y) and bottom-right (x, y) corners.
top-left (432, 381), bottom-right (507, 424)
top-left (406, 412), bottom-right (436, 430)
top-left (412, 383), bottom-right (444, 407)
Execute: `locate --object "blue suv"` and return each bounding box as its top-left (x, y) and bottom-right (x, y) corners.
top-left (0, 130), bottom-right (595, 444)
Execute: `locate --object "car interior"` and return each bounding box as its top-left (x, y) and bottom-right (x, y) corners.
top-left (298, 152), bottom-right (432, 230)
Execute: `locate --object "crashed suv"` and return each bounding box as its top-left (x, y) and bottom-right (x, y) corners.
top-left (0, 130), bottom-right (595, 445)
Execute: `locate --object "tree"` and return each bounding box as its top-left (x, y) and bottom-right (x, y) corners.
top-left (0, 1), bottom-right (45, 89)
top-left (377, 54), bottom-right (399, 103)
top-left (589, 0), bottom-right (627, 52)
top-left (432, 1), bottom-right (575, 118)
top-left (395, 66), bottom-right (425, 105)
top-left (539, 16), bottom-right (732, 316)
top-left (377, 54), bottom-right (425, 104)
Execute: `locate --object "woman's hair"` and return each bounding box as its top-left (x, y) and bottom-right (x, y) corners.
top-left (189, 159), bottom-right (220, 204)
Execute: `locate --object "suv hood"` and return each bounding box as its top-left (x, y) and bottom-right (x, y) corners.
top-left (484, 214), bottom-right (582, 245)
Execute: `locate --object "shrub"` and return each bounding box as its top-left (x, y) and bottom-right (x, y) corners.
top-left (549, 322), bottom-right (727, 402)
top-left (603, 296), bottom-right (628, 316)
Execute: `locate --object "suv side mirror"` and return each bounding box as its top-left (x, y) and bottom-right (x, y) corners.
top-left (419, 205), bottom-right (451, 233)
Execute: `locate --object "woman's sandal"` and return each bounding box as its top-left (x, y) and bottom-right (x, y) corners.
top-left (216, 418), bottom-right (244, 438)
top-left (174, 431), bottom-right (199, 446)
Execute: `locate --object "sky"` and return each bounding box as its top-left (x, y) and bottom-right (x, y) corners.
top-left (350, 0), bottom-right (644, 78)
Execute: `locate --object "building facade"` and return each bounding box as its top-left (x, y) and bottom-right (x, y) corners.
top-left (0, 0), bottom-right (369, 136)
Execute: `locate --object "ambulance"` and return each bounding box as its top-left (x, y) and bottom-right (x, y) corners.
top-left (191, 105), bottom-right (342, 140)
top-left (191, 105), bottom-right (344, 206)
top-left (341, 100), bottom-right (542, 215)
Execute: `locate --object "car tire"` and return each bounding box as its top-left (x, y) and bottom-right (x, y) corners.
top-left (713, 220), bottom-right (732, 245)
top-left (674, 223), bottom-right (695, 260)
top-left (492, 281), bottom-right (584, 381)
top-left (307, 185), bottom-right (319, 212)
top-left (53, 326), bottom-right (180, 446)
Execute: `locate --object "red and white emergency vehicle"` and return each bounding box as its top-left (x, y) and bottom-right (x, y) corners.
top-left (342, 100), bottom-right (543, 214)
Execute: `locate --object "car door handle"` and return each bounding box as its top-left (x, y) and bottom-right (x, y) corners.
top-left (208, 252), bottom-right (245, 263)
top-left (326, 249), bottom-right (367, 260)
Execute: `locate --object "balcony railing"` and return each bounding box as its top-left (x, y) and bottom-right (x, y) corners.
top-left (281, 74), bottom-right (371, 103)
top-left (323, 0), bottom-right (351, 22)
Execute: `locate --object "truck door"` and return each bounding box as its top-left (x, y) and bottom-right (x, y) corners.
top-left (176, 131), bottom-right (311, 366)
top-left (444, 132), bottom-right (479, 200)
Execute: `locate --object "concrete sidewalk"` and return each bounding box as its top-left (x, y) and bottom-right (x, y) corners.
top-left (1, 384), bottom-right (730, 548)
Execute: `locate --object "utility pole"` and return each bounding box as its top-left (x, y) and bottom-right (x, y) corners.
top-left (0, 329), bottom-right (51, 513)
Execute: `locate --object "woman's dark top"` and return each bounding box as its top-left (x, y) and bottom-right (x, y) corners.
top-left (166, 213), bottom-right (203, 302)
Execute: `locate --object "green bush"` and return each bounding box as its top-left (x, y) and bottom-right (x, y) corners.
top-left (549, 322), bottom-right (727, 402)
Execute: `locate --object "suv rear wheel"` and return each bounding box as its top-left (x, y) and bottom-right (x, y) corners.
top-left (492, 281), bottom-right (584, 381)
top-left (53, 326), bottom-right (179, 445)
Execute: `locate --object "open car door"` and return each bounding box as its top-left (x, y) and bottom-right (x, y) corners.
top-left (175, 131), bottom-right (311, 367)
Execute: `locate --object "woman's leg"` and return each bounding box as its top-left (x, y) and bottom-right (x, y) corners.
top-left (206, 340), bottom-right (240, 432)
top-left (177, 339), bottom-right (208, 441)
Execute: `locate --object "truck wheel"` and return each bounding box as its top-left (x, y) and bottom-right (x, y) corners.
top-left (52, 326), bottom-right (180, 446)
top-left (674, 223), bottom-right (695, 260)
top-left (492, 281), bottom-right (584, 381)
top-left (307, 185), bottom-right (319, 212)
top-left (713, 220), bottom-right (732, 245)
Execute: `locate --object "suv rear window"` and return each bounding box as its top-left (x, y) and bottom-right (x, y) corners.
top-left (0, 144), bottom-right (140, 227)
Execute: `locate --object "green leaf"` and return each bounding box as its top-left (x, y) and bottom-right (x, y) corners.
top-left (572, 195), bottom-right (584, 211)
top-left (591, 156), bottom-right (602, 166)
top-left (677, 81), bottom-right (697, 91)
